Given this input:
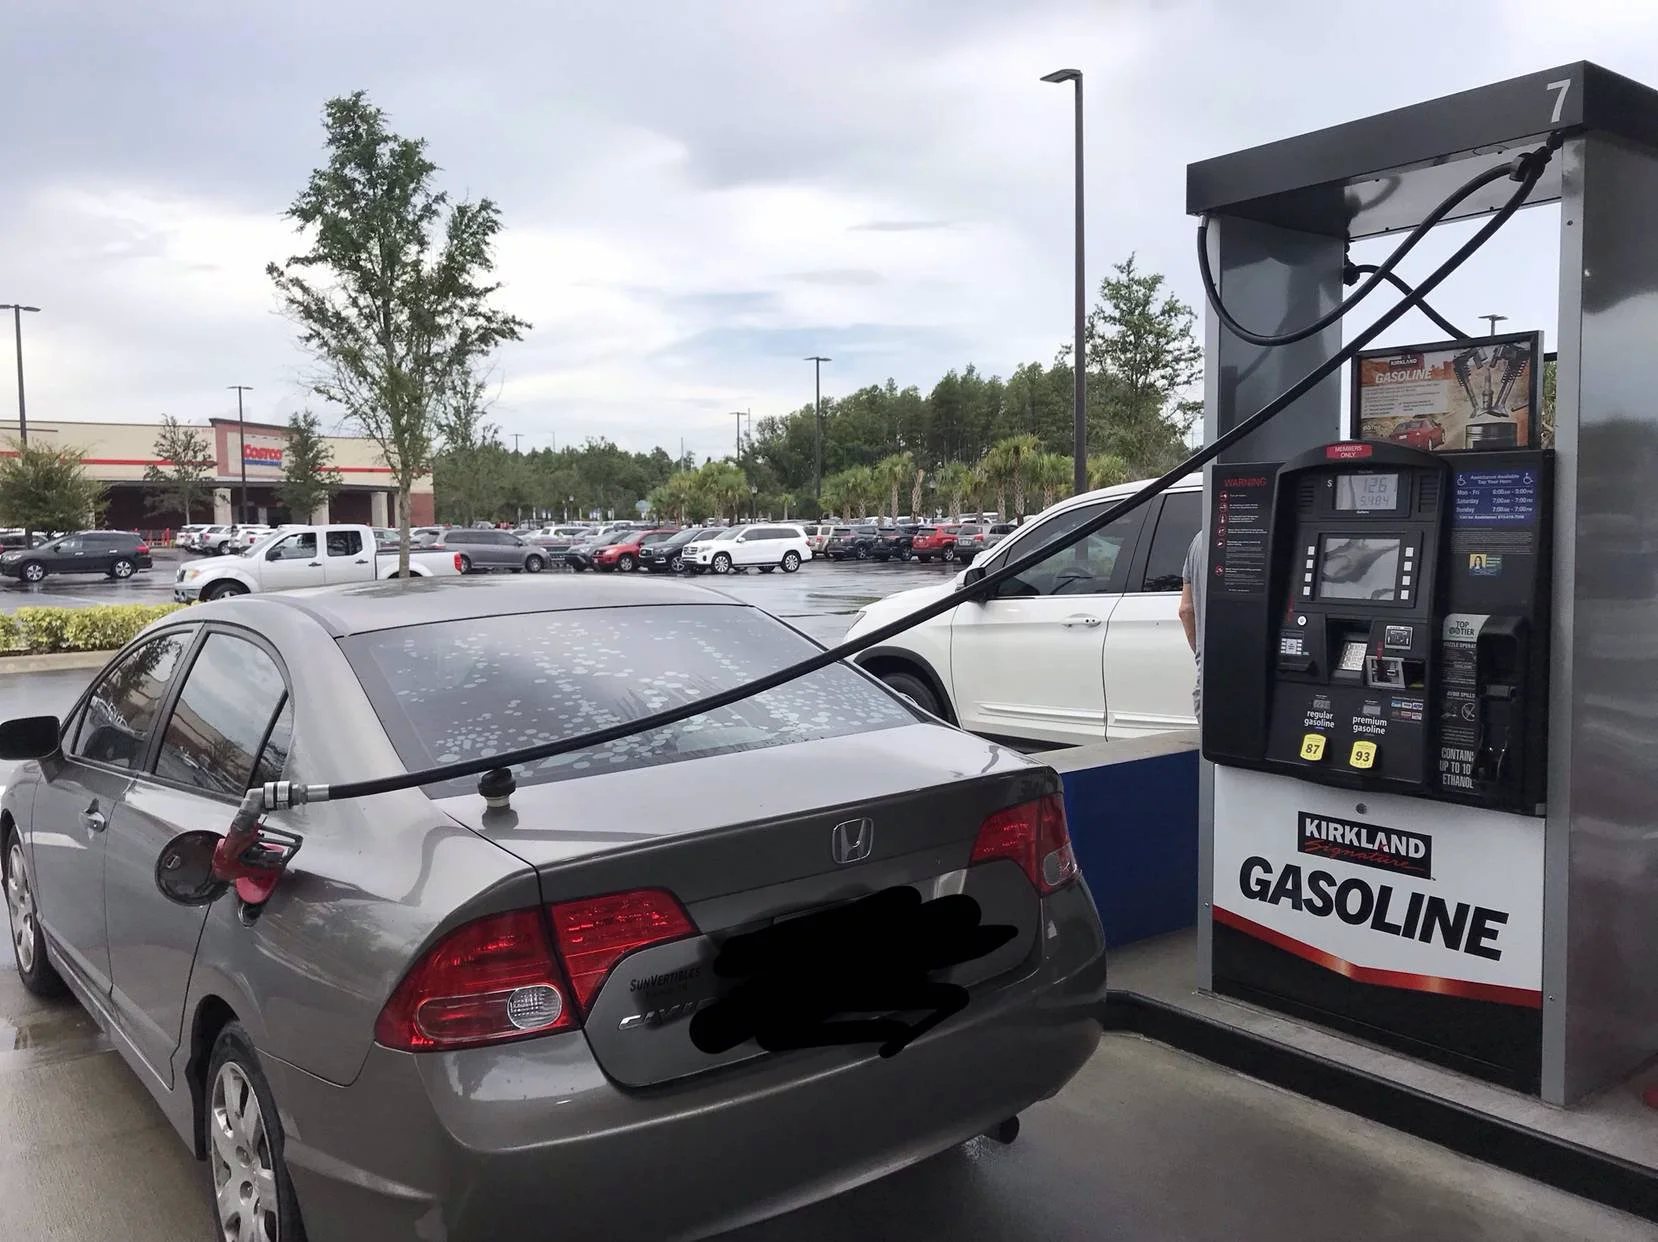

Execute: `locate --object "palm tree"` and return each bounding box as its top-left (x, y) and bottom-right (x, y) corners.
top-left (932, 461), bottom-right (972, 519)
top-left (909, 464), bottom-right (926, 518)
top-left (983, 434), bottom-right (1042, 518)
top-left (970, 457), bottom-right (1003, 519)
top-left (1031, 452), bottom-right (1074, 511)
top-left (872, 452), bottom-right (913, 523)
top-left (821, 470), bottom-right (856, 519)
top-left (843, 465), bottom-right (877, 519)
top-left (1088, 453), bottom-right (1131, 490)
top-left (650, 471), bottom-right (698, 524)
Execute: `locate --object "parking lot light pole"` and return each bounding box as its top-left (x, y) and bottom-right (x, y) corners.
top-left (0, 304), bottom-right (41, 445)
top-left (1041, 68), bottom-right (1087, 496)
top-left (228, 385), bottom-right (252, 523)
top-left (805, 356), bottom-right (831, 511)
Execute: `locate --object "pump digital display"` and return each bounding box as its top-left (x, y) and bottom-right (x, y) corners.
top-left (1317, 536), bottom-right (1402, 601)
top-left (1334, 473), bottom-right (1399, 511)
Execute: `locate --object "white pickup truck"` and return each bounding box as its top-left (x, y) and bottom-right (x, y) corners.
top-left (172, 524), bottom-right (462, 602)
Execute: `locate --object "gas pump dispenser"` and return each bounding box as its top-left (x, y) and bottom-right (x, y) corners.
top-left (1193, 62), bottom-right (1658, 1102)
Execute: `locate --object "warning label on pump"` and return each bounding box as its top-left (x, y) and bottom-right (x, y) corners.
top-left (1213, 473), bottom-right (1272, 596)
top-left (1438, 613), bottom-right (1487, 794)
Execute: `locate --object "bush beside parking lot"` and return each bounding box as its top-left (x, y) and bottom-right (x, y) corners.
top-left (2, 604), bottom-right (185, 654)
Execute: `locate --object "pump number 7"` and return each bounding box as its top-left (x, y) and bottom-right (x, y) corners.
top-left (1545, 79), bottom-right (1572, 125)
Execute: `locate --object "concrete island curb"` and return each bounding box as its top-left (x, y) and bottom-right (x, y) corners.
top-left (0, 651), bottom-right (116, 674)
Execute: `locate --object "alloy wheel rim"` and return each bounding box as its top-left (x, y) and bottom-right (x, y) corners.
top-left (210, 1062), bottom-right (280, 1242)
top-left (114, 561), bottom-right (132, 578)
top-left (23, 565), bottom-right (41, 581)
top-left (6, 843), bottom-right (36, 973)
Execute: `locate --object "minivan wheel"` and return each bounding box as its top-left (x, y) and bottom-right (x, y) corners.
top-left (6, 832), bottom-right (65, 997)
top-left (110, 558), bottom-right (135, 580)
top-left (781, 551), bottom-right (801, 573)
top-left (206, 1022), bottom-right (307, 1242)
top-left (880, 670), bottom-right (944, 718)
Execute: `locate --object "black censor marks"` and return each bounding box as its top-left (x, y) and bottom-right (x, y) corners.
top-left (689, 885), bottom-right (1016, 1059)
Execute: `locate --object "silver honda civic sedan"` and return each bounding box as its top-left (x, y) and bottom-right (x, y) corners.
top-left (0, 575), bottom-right (1107, 1242)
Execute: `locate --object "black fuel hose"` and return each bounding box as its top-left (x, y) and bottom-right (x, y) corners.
top-left (1197, 156), bottom-right (1518, 348)
top-left (1346, 263), bottom-right (1469, 341)
top-left (323, 137), bottom-right (1561, 805)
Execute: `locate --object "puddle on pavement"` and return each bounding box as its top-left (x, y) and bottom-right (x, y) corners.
top-left (0, 962), bottom-right (112, 1068)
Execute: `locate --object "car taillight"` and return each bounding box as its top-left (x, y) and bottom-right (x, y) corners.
top-left (969, 793), bottom-right (1078, 895)
top-left (374, 909), bottom-right (574, 1051)
top-left (136, 543), bottom-right (150, 555)
top-left (453, 552), bottom-right (464, 572)
top-left (548, 889), bottom-right (696, 1014)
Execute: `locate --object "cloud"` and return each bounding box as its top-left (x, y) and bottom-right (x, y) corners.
top-left (784, 269), bottom-right (885, 287)
top-left (849, 220), bottom-right (954, 232)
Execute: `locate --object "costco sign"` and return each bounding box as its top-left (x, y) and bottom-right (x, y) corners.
top-left (242, 437), bottom-right (285, 471)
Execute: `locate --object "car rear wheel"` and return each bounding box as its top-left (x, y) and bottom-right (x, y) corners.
top-left (19, 561), bottom-right (45, 583)
top-left (711, 552), bottom-right (733, 574)
top-left (206, 1022), bottom-right (307, 1242)
top-left (855, 544), bottom-right (869, 560)
top-left (901, 547), bottom-right (914, 561)
top-left (618, 553), bottom-right (637, 572)
top-left (457, 553), bottom-right (473, 574)
top-left (6, 832), bottom-right (65, 998)
top-left (524, 554), bottom-right (546, 573)
top-left (879, 669), bottom-right (944, 717)
top-left (203, 581), bottom-right (249, 602)
top-left (942, 546), bottom-right (956, 562)
top-left (781, 551), bottom-right (801, 573)
top-left (109, 558), bottom-right (135, 580)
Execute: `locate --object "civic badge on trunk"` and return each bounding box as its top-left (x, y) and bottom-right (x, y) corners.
top-left (831, 817), bottom-right (875, 864)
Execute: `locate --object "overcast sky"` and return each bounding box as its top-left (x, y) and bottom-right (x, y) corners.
top-left (4, 0), bottom-right (1654, 461)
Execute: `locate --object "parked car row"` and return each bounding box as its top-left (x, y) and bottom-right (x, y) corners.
top-left (178, 524), bottom-right (274, 555)
top-left (810, 521), bottom-right (1018, 565)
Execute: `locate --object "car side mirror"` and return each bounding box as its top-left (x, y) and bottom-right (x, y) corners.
top-left (961, 565), bottom-right (986, 590)
top-left (266, 547), bottom-right (283, 561)
top-left (0, 714), bottom-right (59, 760)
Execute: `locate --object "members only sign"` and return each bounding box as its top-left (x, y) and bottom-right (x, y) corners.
top-left (1212, 768), bottom-right (1543, 1007)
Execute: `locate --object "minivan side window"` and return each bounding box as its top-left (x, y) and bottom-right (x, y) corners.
top-left (153, 634), bottom-right (290, 796)
top-left (992, 502), bottom-right (1144, 599)
top-left (71, 630), bottom-right (195, 769)
top-left (1139, 491), bottom-right (1203, 593)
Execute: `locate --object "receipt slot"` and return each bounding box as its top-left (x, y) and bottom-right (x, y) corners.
top-left (1204, 442), bottom-right (1552, 815)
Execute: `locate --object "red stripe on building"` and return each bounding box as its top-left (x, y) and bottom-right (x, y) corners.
top-left (1212, 905), bottom-right (1543, 1008)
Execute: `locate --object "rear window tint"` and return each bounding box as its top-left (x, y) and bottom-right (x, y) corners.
top-left (344, 605), bottom-right (916, 796)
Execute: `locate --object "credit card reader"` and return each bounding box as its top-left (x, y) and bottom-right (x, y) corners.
top-left (1203, 442), bottom-right (1552, 815)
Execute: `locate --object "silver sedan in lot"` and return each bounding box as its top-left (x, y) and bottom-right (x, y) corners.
top-left (0, 576), bottom-right (1106, 1242)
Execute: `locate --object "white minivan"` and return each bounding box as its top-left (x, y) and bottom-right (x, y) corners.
top-left (683, 523), bottom-right (812, 574)
top-left (846, 476), bottom-right (1202, 745)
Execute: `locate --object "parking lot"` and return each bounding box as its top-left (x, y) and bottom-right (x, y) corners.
top-left (0, 548), bottom-right (956, 646)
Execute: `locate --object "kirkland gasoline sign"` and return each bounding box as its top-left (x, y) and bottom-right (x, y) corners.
top-left (1212, 770), bottom-right (1543, 1007)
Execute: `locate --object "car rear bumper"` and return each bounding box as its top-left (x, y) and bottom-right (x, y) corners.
top-left (267, 881), bottom-right (1106, 1242)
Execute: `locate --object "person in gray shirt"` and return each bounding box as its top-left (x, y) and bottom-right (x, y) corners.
top-left (1179, 530), bottom-right (1205, 717)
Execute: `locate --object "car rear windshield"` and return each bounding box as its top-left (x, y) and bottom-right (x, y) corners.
top-left (343, 604), bottom-right (917, 796)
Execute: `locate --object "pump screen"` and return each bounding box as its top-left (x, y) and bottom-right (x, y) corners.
top-left (1334, 473), bottom-right (1399, 511)
top-left (1317, 536), bottom-right (1401, 601)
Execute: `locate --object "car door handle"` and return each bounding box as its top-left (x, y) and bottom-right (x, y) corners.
top-left (307, 561), bottom-right (322, 567)
top-left (1061, 614), bottom-right (1102, 628)
top-left (354, 559), bottom-right (367, 564)
top-left (80, 802), bottom-right (106, 832)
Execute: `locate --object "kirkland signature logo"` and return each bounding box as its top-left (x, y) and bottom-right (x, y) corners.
top-left (1297, 812), bottom-right (1432, 880)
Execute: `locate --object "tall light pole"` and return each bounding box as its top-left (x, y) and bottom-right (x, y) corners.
top-left (0, 305), bottom-right (41, 445)
top-left (228, 385), bottom-right (253, 523)
top-left (730, 411), bottom-right (747, 460)
top-left (1042, 68), bottom-right (1087, 495)
top-left (805, 356), bottom-right (831, 507)
top-left (1481, 313), bottom-right (1508, 337)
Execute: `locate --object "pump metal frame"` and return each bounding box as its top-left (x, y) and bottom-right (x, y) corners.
top-left (1190, 61), bottom-right (1658, 1105)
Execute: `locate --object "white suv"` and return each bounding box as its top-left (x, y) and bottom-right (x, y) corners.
top-left (846, 476), bottom-right (1202, 745)
top-left (683, 523), bottom-right (812, 574)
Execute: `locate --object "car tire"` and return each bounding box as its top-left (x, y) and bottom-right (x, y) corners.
top-left (618, 553), bottom-right (637, 572)
top-left (19, 561), bottom-right (45, 583)
top-left (856, 545), bottom-right (869, 560)
top-left (901, 547), bottom-right (914, 562)
top-left (781, 551), bottom-right (801, 573)
top-left (942, 546), bottom-right (956, 563)
top-left (457, 553), bottom-right (473, 574)
top-left (758, 565), bottom-right (775, 574)
top-left (205, 1022), bottom-right (308, 1242)
top-left (524, 555), bottom-right (546, 573)
top-left (109, 558), bottom-right (136, 580)
top-left (668, 554), bottom-right (685, 573)
top-left (880, 670), bottom-right (945, 718)
top-left (711, 553), bottom-right (733, 575)
top-left (5, 829), bottom-right (66, 998)
top-left (203, 581), bottom-right (249, 602)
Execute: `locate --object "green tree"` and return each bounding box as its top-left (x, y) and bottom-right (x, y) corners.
top-left (143, 415), bottom-right (217, 523)
top-left (982, 434), bottom-right (1042, 518)
top-left (1088, 452), bottom-right (1131, 490)
top-left (872, 451), bottom-right (913, 523)
top-left (0, 441), bottom-right (106, 533)
top-left (1541, 357), bottom-right (1556, 449)
top-left (1030, 452), bottom-right (1074, 511)
top-left (276, 410), bottom-right (342, 521)
top-left (268, 92), bottom-right (529, 576)
top-left (932, 461), bottom-right (972, 519)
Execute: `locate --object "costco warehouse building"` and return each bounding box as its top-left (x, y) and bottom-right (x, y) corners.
top-left (0, 417), bottom-right (436, 532)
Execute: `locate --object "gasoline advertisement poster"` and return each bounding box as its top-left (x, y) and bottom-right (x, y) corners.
top-left (1352, 332), bottom-right (1542, 454)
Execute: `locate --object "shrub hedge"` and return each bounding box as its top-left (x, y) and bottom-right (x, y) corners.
top-left (1, 604), bottom-right (185, 655)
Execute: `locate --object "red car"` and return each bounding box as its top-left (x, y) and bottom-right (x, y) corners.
top-left (909, 524), bottom-right (962, 563)
top-left (592, 528), bottom-right (679, 572)
top-left (1388, 417), bottom-right (1445, 450)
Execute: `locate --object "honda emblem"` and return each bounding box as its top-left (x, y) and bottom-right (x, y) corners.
top-left (831, 817), bottom-right (875, 865)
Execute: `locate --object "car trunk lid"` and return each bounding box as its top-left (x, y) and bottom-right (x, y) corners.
top-left (434, 725), bottom-right (1054, 1087)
